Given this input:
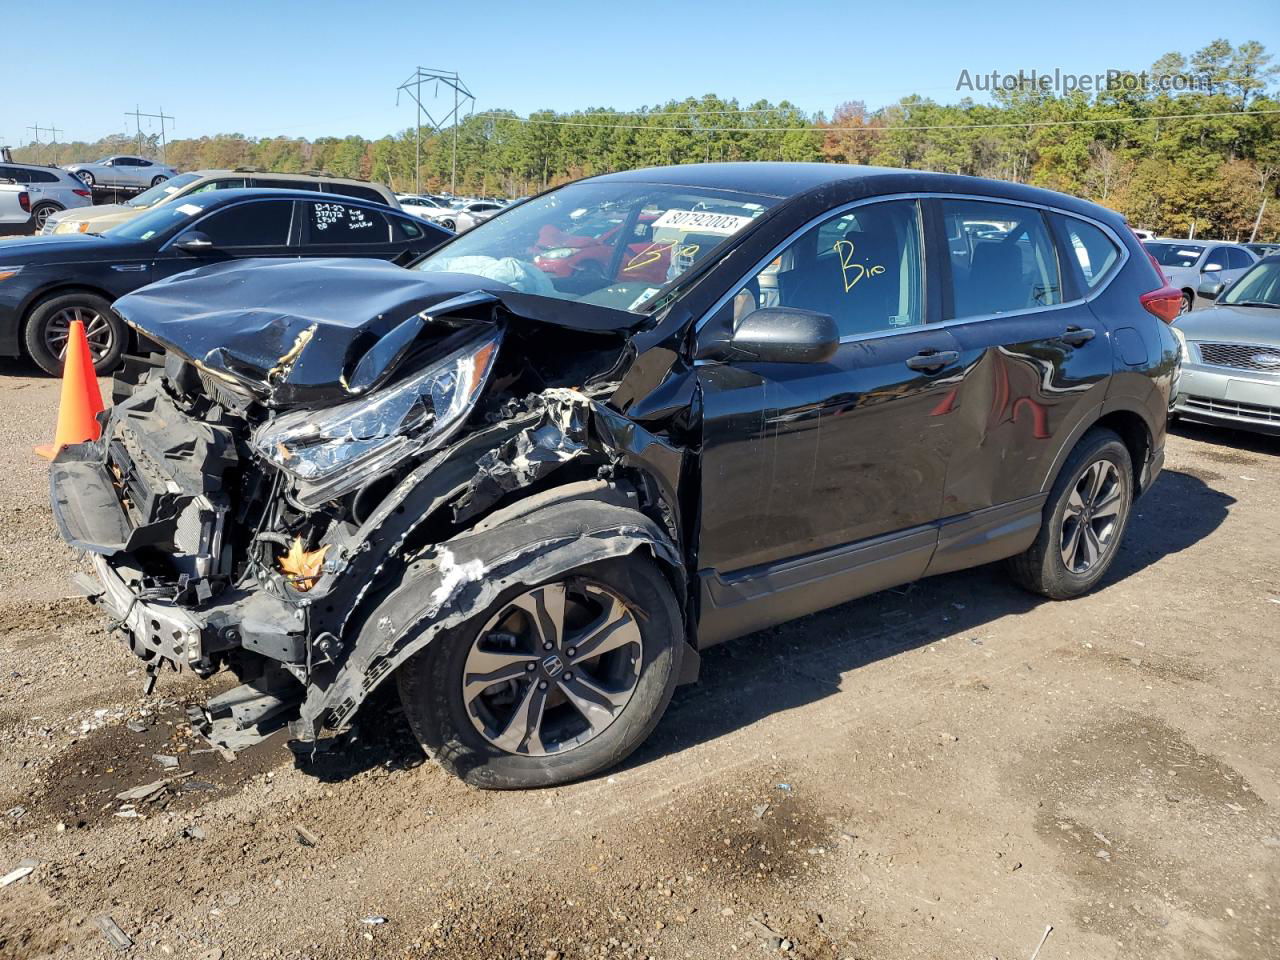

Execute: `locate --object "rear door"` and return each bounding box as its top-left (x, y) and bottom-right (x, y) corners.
top-left (924, 197), bottom-right (1117, 575)
top-left (298, 199), bottom-right (403, 261)
top-left (696, 198), bottom-right (961, 641)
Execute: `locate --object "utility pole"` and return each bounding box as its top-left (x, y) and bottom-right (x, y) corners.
top-left (125, 106), bottom-right (175, 161)
top-left (395, 67), bottom-right (474, 196)
top-left (27, 123), bottom-right (63, 163)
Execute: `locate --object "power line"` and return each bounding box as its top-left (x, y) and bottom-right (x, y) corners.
top-left (396, 67), bottom-right (474, 195)
top-left (125, 106), bottom-right (175, 162)
top-left (471, 107), bottom-right (1280, 134)
top-left (26, 123), bottom-right (63, 163)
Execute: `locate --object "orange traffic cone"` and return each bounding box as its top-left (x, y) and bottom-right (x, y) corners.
top-left (34, 319), bottom-right (105, 460)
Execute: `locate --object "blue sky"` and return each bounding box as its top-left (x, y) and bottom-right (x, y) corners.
top-left (3, 0), bottom-right (1277, 146)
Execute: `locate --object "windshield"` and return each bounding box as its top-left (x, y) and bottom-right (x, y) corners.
top-left (105, 197), bottom-right (211, 241)
top-left (1144, 242), bottom-right (1204, 268)
top-left (415, 181), bottom-right (776, 313)
top-left (125, 172), bottom-right (202, 208)
top-left (1221, 260), bottom-right (1280, 307)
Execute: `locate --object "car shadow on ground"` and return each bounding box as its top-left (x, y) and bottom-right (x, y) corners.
top-left (1169, 419), bottom-right (1280, 458)
top-left (621, 467), bottom-right (1235, 773)
top-left (304, 469), bottom-right (1232, 784)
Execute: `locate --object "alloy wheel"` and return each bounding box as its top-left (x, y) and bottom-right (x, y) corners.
top-left (33, 206), bottom-right (55, 230)
top-left (462, 580), bottom-right (643, 757)
top-left (1060, 460), bottom-right (1125, 574)
top-left (45, 306), bottom-right (114, 363)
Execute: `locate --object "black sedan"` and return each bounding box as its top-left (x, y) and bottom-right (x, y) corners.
top-left (0, 189), bottom-right (450, 374)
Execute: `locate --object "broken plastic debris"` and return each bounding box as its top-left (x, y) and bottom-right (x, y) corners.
top-left (293, 823), bottom-right (320, 847)
top-left (278, 536), bottom-right (330, 591)
top-left (0, 865), bottom-right (34, 887)
top-left (360, 916), bottom-right (388, 925)
top-left (93, 915), bottom-right (133, 951)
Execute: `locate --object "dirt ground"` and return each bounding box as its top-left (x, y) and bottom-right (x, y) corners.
top-left (1, 359), bottom-right (1277, 960)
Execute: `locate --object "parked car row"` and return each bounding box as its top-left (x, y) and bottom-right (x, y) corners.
top-left (0, 161), bottom-right (95, 232)
top-left (1, 188), bottom-right (450, 374)
top-left (397, 194), bottom-right (510, 231)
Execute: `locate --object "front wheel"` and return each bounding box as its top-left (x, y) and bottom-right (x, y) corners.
top-left (24, 292), bottom-right (125, 376)
top-left (1006, 427), bottom-right (1134, 600)
top-left (1179, 291), bottom-right (1194, 315)
top-left (397, 555), bottom-right (683, 789)
top-left (31, 203), bottom-right (61, 232)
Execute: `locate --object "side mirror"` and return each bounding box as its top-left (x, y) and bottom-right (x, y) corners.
top-left (1203, 262), bottom-right (1222, 273)
top-left (173, 231), bottom-right (215, 254)
top-left (725, 307), bottom-right (839, 364)
top-left (1197, 279), bottom-right (1225, 300)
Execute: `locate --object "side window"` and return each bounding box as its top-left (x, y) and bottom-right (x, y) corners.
top-left (1226, 247), bottom-right (1254, 269)
top-left (303, 201), bottom-right (390, 244)
top-left (30, 169), bottom-right (60, 183)
top-left (1204, 248), bottom-right (1227, 271)
top-left (0, 166), bottom-right (22, 183)
top-left (943, 199), bottom-right (1061, 318)
top-left (326, 183), bottom-right (387, 205)
top-left (1050, 214), bottom-right (1120, 290)
top-left (188, 178), bottom-right (248, 194)
top-left (729, 200), bottom-right (924, 339)
top-left (393, 216), bottom-right (425, 240)
top-left (195, 200), bottom-right (293, 247)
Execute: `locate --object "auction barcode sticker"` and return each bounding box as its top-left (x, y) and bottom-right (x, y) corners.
top-left (651, 209), bottom-right (755, 236)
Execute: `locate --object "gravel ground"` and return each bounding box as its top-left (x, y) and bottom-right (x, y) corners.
top-left (1, 359), bottom-right (1277, 960)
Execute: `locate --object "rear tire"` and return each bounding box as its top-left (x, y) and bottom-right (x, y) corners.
top-left (150, 175), bottom-right (167, 187)
top-left (1179, 291), bottom-right (1193, 314)
top-left (1007, 427), bottom-right (1133, 600)
top-left (76, 170), bottom-right (94, 188)
top-left (397, 555), bottom-right (682, 789)
top-left (24, 292), bottom-right (125, 376)
top-left (31, 203), bottom-right (62, 232)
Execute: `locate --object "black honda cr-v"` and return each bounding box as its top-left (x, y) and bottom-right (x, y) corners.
top-left (50, 163), bottom-right (1181, 788)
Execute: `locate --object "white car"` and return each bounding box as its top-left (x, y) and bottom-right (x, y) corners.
top-left (0, 161), bottom-right (93, 231)
top-left (62, 155), bottom-right (179, 190)
top-left (0, 182), bottom-right (33, 232)
top-left (409, 198), bottom-right (505, 232)
top-left (399, 196), bottom-right (467, 231)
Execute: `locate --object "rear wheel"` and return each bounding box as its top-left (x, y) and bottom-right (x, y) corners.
top-left (76, 170), bottom-right (94, 188)
top-left (1007, 428), bottom-right (1133, 600)
top-left (24, 292), bottom-right (125, 376)
top-left (397, 555), bottom-right (682, 789)
top-left (1179, 290), bottom-right (1194, 315)
top-left (150, 175), bottom-right (167, 187)
top-left (31, 203), bottom-right (62, 232)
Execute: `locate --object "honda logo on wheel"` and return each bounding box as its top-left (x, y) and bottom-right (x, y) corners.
top-left (542, 654), bottom-right (565, 678)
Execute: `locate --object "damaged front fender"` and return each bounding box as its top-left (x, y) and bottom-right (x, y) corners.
top-left (294, 496), bottom-right (691, 739)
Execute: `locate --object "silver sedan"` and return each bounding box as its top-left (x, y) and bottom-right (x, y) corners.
top-left (1171, 256), bottom-right (1280, 435)
top-left (62, 155), bottom-right (179, 189)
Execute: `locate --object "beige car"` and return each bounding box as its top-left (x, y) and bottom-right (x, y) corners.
top-left (42, 169), bottom-right (400, 235)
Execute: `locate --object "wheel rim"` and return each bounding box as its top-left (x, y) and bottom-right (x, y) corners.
top-left (1179, 293), bottom-right (1192, 315)
top-left (33, 206), bottom-right (53, 229)
top-left (45, 306), bottom-right (113, 363)
top-left (77, 171), bottom-right (93, 187)
top-left (1060, 459), bottom-right (1125, 574)
top-left (462, 580), bottom-right (643, 757)
top-left (152, 176), bottom-right (166, 186)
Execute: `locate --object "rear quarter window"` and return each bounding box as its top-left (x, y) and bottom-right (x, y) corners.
top-left (326, 183), bottom-right (389, 206)
top-left (1050, 214), bottom-right (1121, 291)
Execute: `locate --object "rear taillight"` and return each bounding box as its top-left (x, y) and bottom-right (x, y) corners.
top-left (73, 188), bottom-right (91, 198)
top-left (1140, 286), bottom-right (1182, 324)
top-left (18, 192), bottom-right (29, 213)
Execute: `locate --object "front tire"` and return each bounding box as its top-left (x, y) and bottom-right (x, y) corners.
top-left (76, 170), bottom-right (95, 188)
top-left (1007, 427), bottom-right (1134, 600)
top-left (24, 292), bottom-right (125, 376)
top-left (397, 555), bottom-right (683, 789)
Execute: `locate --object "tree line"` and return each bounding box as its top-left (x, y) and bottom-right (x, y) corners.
top-left (11, 40), bottom-right (1278, 240)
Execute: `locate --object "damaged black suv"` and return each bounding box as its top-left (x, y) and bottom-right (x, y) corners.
top-left (50, 164), bottom-right (1179, 788)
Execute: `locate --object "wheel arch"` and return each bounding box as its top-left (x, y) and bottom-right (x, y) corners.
top-left (1041, 402), bottom-right (1156, 499)
top-left (294, 495), bottom-right (690, 741)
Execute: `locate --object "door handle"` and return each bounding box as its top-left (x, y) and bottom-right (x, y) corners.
top-left (905, 350), bottom-right (959, 372)
top-left (1059, 325), bottom-right (1096, 346)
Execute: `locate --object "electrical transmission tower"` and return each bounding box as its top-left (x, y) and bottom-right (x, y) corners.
top-left (395, 67), bottom-right (474, 196)
top-left (27, 123), bottom-right (63, 163)
top-left (125, 106), bottom-right (175, 161)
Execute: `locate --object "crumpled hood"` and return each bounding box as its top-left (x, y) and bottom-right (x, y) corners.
top-left (113, 257), bottom-right (639, 407)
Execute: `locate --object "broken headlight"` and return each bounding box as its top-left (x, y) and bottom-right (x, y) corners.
top-left (251, 330), bottom-right (499, 506)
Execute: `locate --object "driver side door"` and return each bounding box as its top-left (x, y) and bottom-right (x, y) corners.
top-left (156, 198), bottom-right (298, 281)
top-left (695, 199), bottom-right (963, 645)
